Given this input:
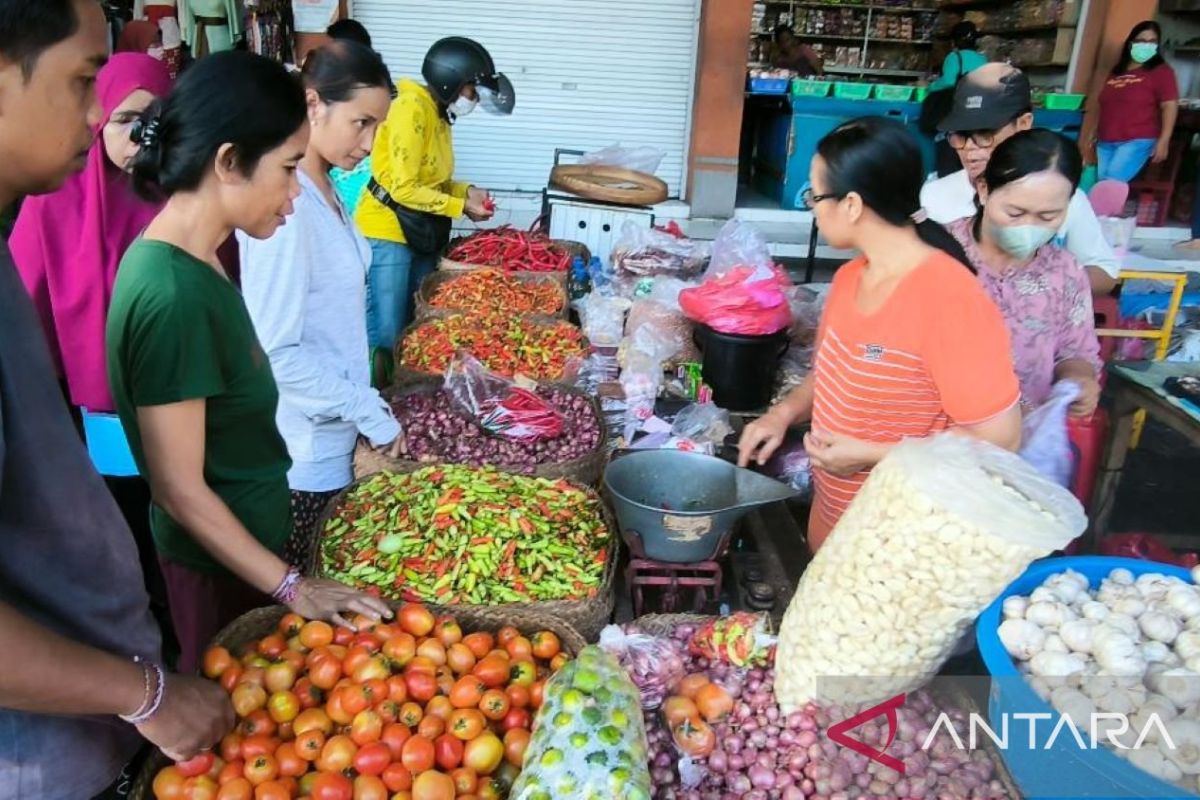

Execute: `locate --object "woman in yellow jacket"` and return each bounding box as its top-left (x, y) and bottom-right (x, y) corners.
top-left (356, 37), bottom-right (514, 382)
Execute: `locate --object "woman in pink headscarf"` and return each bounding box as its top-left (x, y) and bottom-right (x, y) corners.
top-left (12, 52), bottom-right (172, 415)
top-left (10, 52), bottom-right (175, 648)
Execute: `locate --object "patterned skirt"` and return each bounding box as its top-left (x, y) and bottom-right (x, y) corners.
top-left (286, 489), bottom-right (342, 570)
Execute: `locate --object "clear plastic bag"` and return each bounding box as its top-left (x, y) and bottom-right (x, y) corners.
top-left (620, 324), bottom-right (676, 439)
top-left (706, 219), bottom-right (773, 278)
top-left (610, 220), bottom-right (711, 279)
top-left (577, 291), bottom-right (630, 347)
top-left (622, 299), bottom-right (698, 367)
top-left (1018, 380), bottom-right (1081, 487)
top-left (669, 403), bottom-right (732, 447)
top-left (775, 434), bottom-right (1086, 709)
top-left (510, 646), bottom-right (652, 800)
top-left (678, 264), bottom-right (794, 336)
top-left (598, 624), bottom-right (687, 709)
top-left (443, 354), bottom-right (564, 443)
top-left (579, 143), bottom-right (666, 175)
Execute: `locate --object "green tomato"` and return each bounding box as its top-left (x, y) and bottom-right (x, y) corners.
top-left (570, 732), bottom-right (588, 748)
top-left (585, 751), bottom-right (608, 767)
top-left (572, 668), bottom-right (602, 694)
top-left (581, 706), bottom-right (603, 726)
top-left (560, 688), bottom-right (586, 712)
top-left (553, 712), bottom-right (573, 728)
top-left (597, 726), bottom-right (622, 746)
top-left (539, 748), bottom-right (564, 768)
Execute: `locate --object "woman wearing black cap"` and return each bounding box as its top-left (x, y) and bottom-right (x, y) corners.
top-left (355, 37), bottom-right (515, 384)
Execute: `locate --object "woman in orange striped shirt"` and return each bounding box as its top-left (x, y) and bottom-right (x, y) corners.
top-left (738, 117), bottom-right (1022, 552)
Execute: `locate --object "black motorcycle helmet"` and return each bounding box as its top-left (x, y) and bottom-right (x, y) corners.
top-left (422, 37), bottom-right (515, 115)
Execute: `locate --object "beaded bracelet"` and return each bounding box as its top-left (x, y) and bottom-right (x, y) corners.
top-left (272, 566), bottom-right (303, 605)
top-left (119, 656), bottom-right (166, 725)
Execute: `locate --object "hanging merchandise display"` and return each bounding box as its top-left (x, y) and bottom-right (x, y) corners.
top-left (181, 0), bottom-right (242, 57)
top-left (245, 0), bottom-right (295, 63)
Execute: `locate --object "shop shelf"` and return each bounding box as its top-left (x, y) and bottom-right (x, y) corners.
top-left (872, 84), bottom-right (914, 101)
top-left (1042, 92), bottom-right (1086, 110)
top-left (832, 81), bottom-right (873, 100)
top-left (791, 78), bottom-right (833, 97)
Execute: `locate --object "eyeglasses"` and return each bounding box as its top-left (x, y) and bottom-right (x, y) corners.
top-left (800, 187), bottom-right (842, 210)
top-left (948, 130), bottom-right (1001, 150)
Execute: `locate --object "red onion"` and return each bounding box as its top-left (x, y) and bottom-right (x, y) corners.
top-left (706, 750), bottom-right (728, 774)
top-left (726, 754), bottom-right (745, 772)
top-left (747, 764), bottom-right (776, 789)
top-left (782, 786), bottom-right (806, 800)
top-left (725, 735), bottom-right (744, 754)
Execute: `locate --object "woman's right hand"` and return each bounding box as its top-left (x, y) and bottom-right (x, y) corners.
top-left (737, 410), bottom-right (791, 467)
top-left (135, 674), bottom-right (234, 761)
top-left (465, 188), bottom-right (494, 222)
top-left (290, 578), bottom-right (394, 630)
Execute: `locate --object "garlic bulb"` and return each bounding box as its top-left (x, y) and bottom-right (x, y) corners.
top-left (1002, 595), bottom-right (1029, 621)
top-left (1050, 686), bottom-right (1095, 725)
top-left (998, 619), bottom-right (1046, 661)
top-left (1133, 694), bottom-right (1179, 732)
top-left (1113, 597), bottom-right (1148, 618)
top-left (1030, 587), bottom-right (1059, 605)
top-left (1026, 601), bottom-right (1074, 630)
top-left (1178, 632), bottom-right (1200, 662)
top-left (1030, 651), bottom-right (1086, 678)
top-left (1142, 612), bottom-right (1184, 645)
top-left (1142, 641), bottom-right (1173, 664)
top-left (1044, 634), bottom-right (1069, 654)
top-left (1060, 619), bottom-right (1098, 654)
top-left (1191, 565), bottom-right (1200, 586)
top-left (1104, 613), bottom-right (1140, 639)
top-left (1151, 669), bottom-right (1200, 710)
top-left (1094, 629), bottom-right (1147, 677)
top-left (1168, 586), bottom-right (1200, 621)
top-left (1162, 719), bottom-right (1200, 775)
top-left (1081, 601), bottom-right (1110, 622)
top-left (1129, 747), bottom-right (1185, 783)
top-left (1111, 568), bottom-right (1135, 585)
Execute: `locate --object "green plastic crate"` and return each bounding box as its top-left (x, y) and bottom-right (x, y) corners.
top-left (832, 82), bottom-right (872, 100)
top-left (1042, 93), bottom-right (1085, 110)
top-left (873, 84), bottom-right (914, 102)
top-left (791, 79), bottom-right (832, 98)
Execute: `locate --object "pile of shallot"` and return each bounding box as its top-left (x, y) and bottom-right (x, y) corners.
top-left (391, 387), bottom-right (602, 471)
top-left (641, 623), bottom-right (1013, 800)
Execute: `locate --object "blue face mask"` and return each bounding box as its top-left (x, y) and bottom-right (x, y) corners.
top-left (1131, 42), bottom-right (1158, 64)
top-left (987, 221), bottom-right (1057, 261)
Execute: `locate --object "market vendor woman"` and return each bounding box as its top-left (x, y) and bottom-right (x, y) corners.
top-left (107, 51), bottom-right (391, 672)
top-left (738, 117), bottom-right (1021, 553)
top-left (356, 36), bottom-right (514, 384)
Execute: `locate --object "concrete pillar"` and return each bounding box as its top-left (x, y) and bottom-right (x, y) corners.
top-left (687, 0), bottom-right (755, 219)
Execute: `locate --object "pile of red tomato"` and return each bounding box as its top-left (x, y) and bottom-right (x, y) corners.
top-left (151, 604), bottom-right (569, 800)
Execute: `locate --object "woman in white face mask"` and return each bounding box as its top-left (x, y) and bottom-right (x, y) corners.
top-left (1094, 20), bottom-right (1178, 183)
top-left (946, 129), bottom-right (1102, 418)
top-left (354, 36), bottom-right (515, 384)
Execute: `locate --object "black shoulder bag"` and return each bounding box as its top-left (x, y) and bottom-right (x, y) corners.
top-left (367, 178), bottom-right (453, 256)
top-left (919, 52), bottom-right (965, 135)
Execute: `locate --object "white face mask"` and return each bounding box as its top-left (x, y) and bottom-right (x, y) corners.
top-left (449, 95), bottom-right (478, 118)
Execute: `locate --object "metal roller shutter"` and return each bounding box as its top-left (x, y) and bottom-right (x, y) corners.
top-left (351, 0), bottom-right (701, 197)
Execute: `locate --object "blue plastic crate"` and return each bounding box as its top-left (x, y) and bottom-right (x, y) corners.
top-left (977, 556), bottom-right (1195, 799)
top-left (748, 77), bottom-right (791, 95)
top-left (81, 409), bottom-right (139, 477)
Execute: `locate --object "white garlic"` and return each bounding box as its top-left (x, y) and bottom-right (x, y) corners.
top-left (1162, 719), bottom-right (1200, 775)
top-left (1050, 686), bottom-right (1095, 725)
top-left (1044, 634), bottom-right (1069, 654)
top-left (1060, 619), bottom-right (1098, 654)
top-left (1150, 668), bottom-right (1200, 710)
top-left (1129, 747), bottom-right (1184, 783)
top-left (1104, 613), bottom-right (1141, 639)
top-left (1002, 595), bottom-right (1029, 621)
top-left (1111, 568), bottom-right (1135, 585)
top-left (1168, 586), bottom-right (1200, 621)
top-left (1142, 641), bottom-right (1173, 664)
top-left (1026, 601), bottom-right (1074, 630)
top-left (1113, 597), bottom-right (1148, 618)
top-left (1030, 651), bottom-right (1086, 678)
top-left (1177, 632), bottom-right (1200, 661)
top-left (1094, 628), bottom-right (1148, 677)
top-left (998, 619), bottom-right (1046, 661)
top-left (1080, 601), bottom-right (1110, 622)
top-left (1141, 612), bottom-right (1184, 645)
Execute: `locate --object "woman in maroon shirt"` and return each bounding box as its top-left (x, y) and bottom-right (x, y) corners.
top-left (1094, 20), bottom-right (1179, 183)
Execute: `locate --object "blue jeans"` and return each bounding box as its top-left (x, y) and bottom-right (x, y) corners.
top-left (365, 239), bottom-right (437, 350)
top-left (1096, 138), bottom-right (1157, 183)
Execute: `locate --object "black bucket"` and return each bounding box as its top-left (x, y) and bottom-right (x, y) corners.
top-left (695, 324), bottom-right (789, 411)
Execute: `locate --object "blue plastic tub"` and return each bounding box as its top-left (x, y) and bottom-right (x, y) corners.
top-left (81, 409), bottom-right (139, 477)
top-left (977, 556), bottom-right (1196, 799)
top-left (748, 77), bottom-right (791, 95)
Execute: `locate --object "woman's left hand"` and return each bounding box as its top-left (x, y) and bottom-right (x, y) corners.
top-left (289, 578), bottom-right (394, 629)
top-left (1068, 375), bottom-right (1102, 418)
top-left (1152, 137), bottom-right (1171, 164)
top-left (804, 429), bottom-right (881, 477)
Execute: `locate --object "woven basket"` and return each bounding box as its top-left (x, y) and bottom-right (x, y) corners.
top-left (414, 269), bottom-right (569, 321)
top-left (311, 471), bottom-right (618, 640)
top-left (549, 164), bottom-right (668, 207)
top-left (129, 605), bottom-right (587, 800)
top-left (354, 379), bottom-right (608, 485)
top-left (628, 613), bottom-right (1024, 800)
top-left (393, 312), bottom-right (589, 385)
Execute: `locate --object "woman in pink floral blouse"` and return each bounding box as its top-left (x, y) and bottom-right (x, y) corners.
top-left (946, 129), bottom-right (1102, 416)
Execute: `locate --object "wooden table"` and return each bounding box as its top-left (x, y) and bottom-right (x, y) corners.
top-left (1091, 361), bottom-right (1200, 545)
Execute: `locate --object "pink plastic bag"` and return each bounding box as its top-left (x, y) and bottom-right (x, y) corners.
top-left (678, 265), bottom-right (793, 335)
